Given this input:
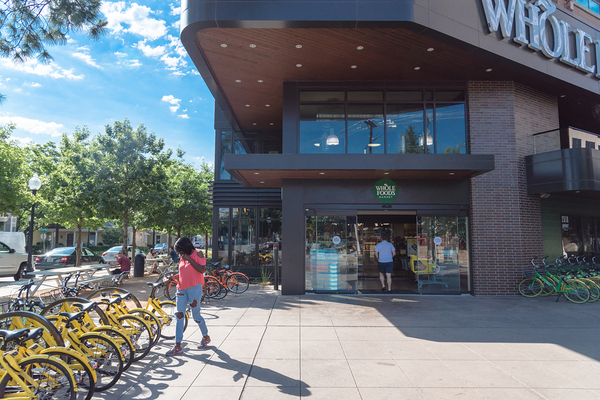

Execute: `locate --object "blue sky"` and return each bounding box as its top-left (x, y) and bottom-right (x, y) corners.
top-left (0, 0), bottom-right (215, 168)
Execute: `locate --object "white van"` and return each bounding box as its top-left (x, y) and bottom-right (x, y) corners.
top-left (0, 232), bottom-right (26, 253)
top-left (0, 232), bottom-right (28, 280)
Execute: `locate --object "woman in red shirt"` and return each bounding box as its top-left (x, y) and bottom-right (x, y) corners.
top-left (166, 237), bottom-right (211, 356)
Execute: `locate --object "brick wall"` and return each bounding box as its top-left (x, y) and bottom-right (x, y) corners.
top-left (468, 82), bottom-right (558, 295)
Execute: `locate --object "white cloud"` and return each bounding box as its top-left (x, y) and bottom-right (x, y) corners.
top-left (170, 3), bottom-right (181, 15)
top-left (72, 52), bottom-right (102, 69)
top-left (135, 40), bottom-right (166, 57)
top-left (183, 109), bottom-right (187, 112)
top-left (114, 51), bottom-right (127, 57)
top-left (0, 116), bottom-right (64, 137)
top-left (162, 95), bottom-right (181, 113)
top-left (178, 114), bottom-right (189, 119)
top-left (101, 2), bottom-right (168, 41)
top-left (24, 82), bottom-right (41, 87)
top-left (14, 88), bottom-right (22, 93)
top-left (67, 38), bottom-right (76, 44)
top-left (0, 59), bottom-right (84, 80)
top-left (126, 59), bottom-right (142, 67)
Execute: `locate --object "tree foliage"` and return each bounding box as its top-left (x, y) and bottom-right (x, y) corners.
top-left (93, 118), bottom-right (168, 256)
top-left (0, 124), bottom-right (29, 215)
top-left (0, 0), bottom-right (107, 62)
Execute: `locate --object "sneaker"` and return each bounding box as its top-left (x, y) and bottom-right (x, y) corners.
top-left (381, 287), bottom-right (386, 292)
top-left (165, 346), bottom-right (183, 356)
top-left (198, 335), bottom-right (211, 349)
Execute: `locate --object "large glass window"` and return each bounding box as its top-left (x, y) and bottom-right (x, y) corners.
top-left (299, 89), bottom-right (467, 155)
top-left (299, 104), bottom-right (345, 153)
top-left (218, 208), bottom-right (230, 264)
top-left (576, 0), bottom-right (600, 14)
top-left (347, 104), bottom-right (384, 154)
top-left (232, 219), bottom-right (256, 267)
top-left (562, 215), bottom-right (600, 254)
top-left (259, 208), bottom-right (282, 267)
top-left (219, 130), bottom-right (231, 180)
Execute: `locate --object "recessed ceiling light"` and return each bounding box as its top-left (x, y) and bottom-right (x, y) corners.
top-left (314, 143), bottom-right (320, 147)
top-left (235, 79), bottom-right (241, 83)
top-left (253, 123), bottom-right (257, 125)
top-left (259, 181), bottom-right (265, 184)
top-left (449, 172), bottom-right (456, 175)
top-left (351, 65), bottom-right (357, 69)
top-left (257, 79), bottom-right (263, 83)
top-left (575, 190), bottom-right (580, 193)
top-left (254, 172), bottom-right (260, 175)
top-left (384, 172), bottom-right (390, 175)
top-left (295, 45), bottom-right (302, 49)
top-left (427, 47), bottom-right (434, 52)
top-left (357, 46), bottom-right (364, 50)
top-left (560, 94), bottom-right (566, 98)
top-left (249, 44), bottom-right (257, 48)
top-left (269, 123), bottom-right (274, 125)
top-left (296, 64), bottom-right (302, 67)
top-left (319, 172), bottom-right (325, 175)
top-left (414, 66), bottom-right (421, 70)
top-left (265, 104), bottom-right (270, 107)
top-left (486, 68), bottom-right (493, 72)
top-left (220, 44), bottom-right (227, 47)
top-left (245, 104), bottom-right (250, 107)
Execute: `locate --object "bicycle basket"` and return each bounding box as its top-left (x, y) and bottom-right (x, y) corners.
top-left (520, 265), bottom-right (535, 279)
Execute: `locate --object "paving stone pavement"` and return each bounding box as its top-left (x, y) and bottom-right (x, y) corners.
top-left (90, 277), bottom-right (600, 400)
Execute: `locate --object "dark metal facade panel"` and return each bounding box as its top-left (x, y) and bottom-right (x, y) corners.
top-left (210, 181), bottom-right (282, 206)
top-left (526, 148), bottom-right (600, 194)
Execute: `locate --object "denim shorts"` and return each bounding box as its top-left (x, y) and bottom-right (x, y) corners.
top-left (378, 261), bottom-right (394, 274)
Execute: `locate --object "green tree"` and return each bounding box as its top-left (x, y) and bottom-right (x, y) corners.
top-left (0, 0), bottom-right (107, 62)
top-left (405, 125), bottom-right (423, 154)
top-left (93, 118), bottom-right (167, 258)
top-left (100, 227), bottom-right (124, 247)
top-left (0, 124), bottom-right (29, 215)
top-left (43, 127), bottom-right (104, 265)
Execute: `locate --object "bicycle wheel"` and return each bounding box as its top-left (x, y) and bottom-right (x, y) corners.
top-left (152, 300), bottom-right (188, 340)
top-left (164, 279), bottom-right (177, 301)
top-left (206, 276), bottom-right (227, 300)
top-left (581, 278), bottom-right (600, 302)
top-left (561, 279), bottom-right (590, 304)
top-left (128, 308), bottom-right (162, 347)
top-left (43, 350), bottom-right (96, 400)
top-left (0, 357), bottom-right (76, 400)
top-left (226, 273), bottom-right (250, 294)
top-left (93, 327), bottom-right (135, 371)
top-left (117, 315), bottom-right (152, 362)
top-left (78, 334), bottom-right (123, 391)
top-left (517, 278), bottom-right (543, 297)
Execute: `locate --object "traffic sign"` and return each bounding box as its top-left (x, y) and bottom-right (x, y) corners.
top-left (40, 228), bottom-right (47, 234)
top-left (40, 233), bottom-right (46, 240)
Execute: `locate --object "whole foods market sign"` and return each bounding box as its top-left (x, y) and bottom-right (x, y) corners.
top-left (374, 179), bottom-right (398, 203)
top-left (481, 0), bottom-right (600, 79)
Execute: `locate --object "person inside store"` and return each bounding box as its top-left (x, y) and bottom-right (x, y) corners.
top-left (110, 250), bottom-right (131, 275)
top-left (375, 233), bottom-right (396, 292)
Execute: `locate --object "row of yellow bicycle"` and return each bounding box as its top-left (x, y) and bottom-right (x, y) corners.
top-left (0, 280), bottom-right (183, 400)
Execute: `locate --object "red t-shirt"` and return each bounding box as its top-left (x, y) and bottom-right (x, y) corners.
top-left (117, 256), bottom-right (131, 272)
top-left (177, 250), bottom-right (205, 290)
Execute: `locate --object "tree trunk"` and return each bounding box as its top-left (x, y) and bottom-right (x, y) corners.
top-left (177, 226), bottom-right (182, 238)
top-left (75, 217), bottom-right (83, 266)
top-left (123, 211), bottom-right (129, 258)
top-left (205, 232), bottom-right (209, 260)
top-left (132, 226), bottom-right (137, 260)
top-left (167, 229), bottom-right (172, 251)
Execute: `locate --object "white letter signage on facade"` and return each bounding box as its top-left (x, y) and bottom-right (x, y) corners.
top-left (481, 0), bottom-right (599, 80)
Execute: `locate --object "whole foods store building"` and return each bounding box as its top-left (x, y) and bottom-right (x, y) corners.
top-left (181, 0), bottom-right (600, 295)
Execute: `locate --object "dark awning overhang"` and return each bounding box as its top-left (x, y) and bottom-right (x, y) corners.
top-left (526, 148), bottom-right (600, 199)
top-left (225, 153), bottom-right (495, 187)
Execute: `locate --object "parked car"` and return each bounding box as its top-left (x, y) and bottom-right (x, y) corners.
top-left (193, 241), bottom-right (204, 249)
top-left (153, 244), bottom-right (168, 254)
top-left (0, 241), bottom-right (28, 280)
top-left (101, 246), bottom-right (145, 263)
top-left (0, 232), bottom-right (26, 253)
top-left (34, 247), bottom-right (102, 270)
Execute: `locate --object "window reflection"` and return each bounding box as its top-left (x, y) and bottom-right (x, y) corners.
top-left (347, 104), bottom-right (384, 154)
top-left (299, 104), bottom-right (345, 153)
top-left (219, 130), bottom-right (231, 180)
top-left (387, 104), bottom-right (424, 154)
top-left (436, 104), bottom-right (466, 154)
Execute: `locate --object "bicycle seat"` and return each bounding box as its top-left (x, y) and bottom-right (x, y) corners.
top-left (147, 282), bottom-right (162, 289)
top-left (0, 328), bottom-right (29, 343)
top-left (73, 302), bottom-right (97, 313)
top-left (24, 327), bottom-right (44, 342)
top-left (59, 311), bottom-right (86, 322)
top-left (112, 293), bottom-right (131, 301)
top-left (221, 265), bottom-right (231, 270)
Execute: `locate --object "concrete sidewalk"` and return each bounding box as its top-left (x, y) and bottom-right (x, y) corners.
top-left (91, 280), bottom-right (600, 400)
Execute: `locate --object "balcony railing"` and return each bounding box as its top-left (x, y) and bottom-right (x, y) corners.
top-left (532, 127), bottom-right (600, 154)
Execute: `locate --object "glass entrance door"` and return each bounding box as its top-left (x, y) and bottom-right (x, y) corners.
top-left (305, 215), bottom-right (358, 293)
top-left (415, 216), bottom-right (469, 294)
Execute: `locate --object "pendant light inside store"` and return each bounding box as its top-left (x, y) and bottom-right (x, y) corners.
top-left (326, 128), bottom-right (339, 146)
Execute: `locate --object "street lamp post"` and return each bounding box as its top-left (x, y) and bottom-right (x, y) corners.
top-left (24, 174), bottom-right (42, 278)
